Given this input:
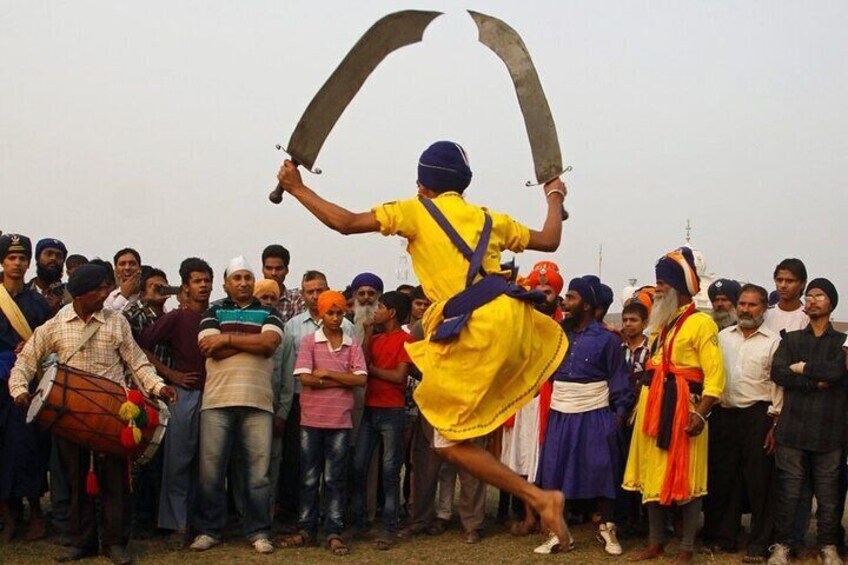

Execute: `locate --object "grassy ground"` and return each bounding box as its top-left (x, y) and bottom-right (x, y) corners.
top-left (0, 488), bottom-right (834, 564)
top-left (0, 517), bottom-right (833, 565)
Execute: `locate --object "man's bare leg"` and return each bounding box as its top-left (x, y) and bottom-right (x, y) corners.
top-left (436, 443), bottom-right (567, 544)
top-left (25, 497), bottom-right (46, 541)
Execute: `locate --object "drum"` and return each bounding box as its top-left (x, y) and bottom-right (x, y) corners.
top-left (26, 363), bottom-right (169, 461)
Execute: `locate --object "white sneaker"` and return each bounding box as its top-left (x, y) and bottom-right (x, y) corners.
top-left (252, 537), bottom-right (274, 554)
top-left (190, 534), bottom-right (221, 551)
top-left (597, 522), bottom-right (623, 555)
top-left (819, 544), bottom-right (840, 565)
top-left (767, 543), bottom-right (791, 565)
top-left (533, 531), bottom-right (576, 554)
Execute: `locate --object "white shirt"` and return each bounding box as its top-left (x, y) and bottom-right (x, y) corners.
top-left (103, 288), bottom-right (139, 312)
top-left (718, 324), bottom-right (780, 410)
top-left (762, 304), bottom-right (808, 416)
top-left (764, 304), bottom-right (809, 335)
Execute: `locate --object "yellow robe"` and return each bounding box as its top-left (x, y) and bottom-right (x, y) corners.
top-left (372, 192), bottom-right (568, 441)
top-left (622, 305), bottom-right (725, 503)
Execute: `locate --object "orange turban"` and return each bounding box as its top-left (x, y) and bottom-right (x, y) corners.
top-left (317, 290), bottom-right (346, 318)
top-left (525, 266), bottom-right (564, 295)
top-left (625, 285), bottom-right (656, 315)
top-left (253, 279), bottom-right (280, 300)
top-left (532, 260), bottom-right (560, 274)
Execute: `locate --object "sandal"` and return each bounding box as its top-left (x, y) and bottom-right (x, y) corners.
top-left (373, 535), bottom-right (394, 551)
top-left (327, 534), bottom-right (350, 556)
top-left (278, 530), bottom-right (316, 549)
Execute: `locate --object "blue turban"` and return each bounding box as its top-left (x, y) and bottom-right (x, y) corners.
top-left (708, 278), bottom-right (742, 305)
top-left (568, 275), bottom-right (601, 309)
top-left (67, 263), bottom-right (111, 298)
top-left (598, 284), bottom-right (614, 311)
top-left (36, 238), bottom-right (68, 259)
top-left (0, 233), bottom-right (32, 262)
top-left (655, 247), bottom-right (700, 296)
top-left (351, 272), bottom-right (384, 294)
top-left (417, 141), bottom-right (473, 193)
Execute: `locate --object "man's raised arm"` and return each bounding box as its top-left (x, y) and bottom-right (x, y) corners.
top-left (277, 160), bottom-right (380, 235)
top-left (527, 178), bottom-right (566, 252)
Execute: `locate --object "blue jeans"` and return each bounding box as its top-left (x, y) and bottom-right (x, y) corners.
top-left (158, 387), bottom-right (201, 531)
top-left (299, 426), bottom-right (350, 536)
top-left (195, 407), bottom-right (272, 541)
top-left (352, 407), bottom-right (405, 534)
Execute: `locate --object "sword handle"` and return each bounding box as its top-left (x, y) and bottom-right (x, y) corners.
top-left (528, 166), bottom-right (571, 222)
top-left (269, 145), bottom-right (322, 204)
top-left (269, 182), bottom-right (284, 204)
top-left (269, 163), bottom-right (299, 204)
top-left (268, 149), bottom-right (302, 204)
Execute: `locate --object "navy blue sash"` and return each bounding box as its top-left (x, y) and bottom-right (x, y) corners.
top-left (420, 198), bottom-right (544, 342)
top-left (0, 350), bottom-right (15, 383)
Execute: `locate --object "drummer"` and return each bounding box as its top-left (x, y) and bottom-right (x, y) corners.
top-left (8, 262), bottom-right (177, 565)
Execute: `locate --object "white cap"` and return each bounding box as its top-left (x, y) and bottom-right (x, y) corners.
top-left (225, 255), bottom-right (255, 279)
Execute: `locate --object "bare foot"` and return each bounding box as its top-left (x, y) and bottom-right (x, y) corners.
top-left (671, 551), bottom-right (694, 564)
top-left (628, 544), bottom-right (665, 561)
top-left (25, 518), bottom-right (46, 541)
top-left (535, 489), bottom-right (566, 545)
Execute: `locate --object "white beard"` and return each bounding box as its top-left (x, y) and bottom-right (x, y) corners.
top-left (712, 308), bottom-right (738, 330)
top-left (647, 287), bottom-right (681, 336)
top-left (353, 301), bottom-right (377, 340)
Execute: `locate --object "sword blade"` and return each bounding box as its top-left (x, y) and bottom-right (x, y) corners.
top-left (286, 10), bottom-right (442, 169)
top-left (468, 11), bottom-right (563, 185)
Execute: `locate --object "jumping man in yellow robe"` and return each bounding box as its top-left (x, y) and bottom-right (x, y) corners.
top-left (276, 141), bottom-right (570, 547)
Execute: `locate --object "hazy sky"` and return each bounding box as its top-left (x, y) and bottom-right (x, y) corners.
top-left (2, 1), bottom-right (847, 314)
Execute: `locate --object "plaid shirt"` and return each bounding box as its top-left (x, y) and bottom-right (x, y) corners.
top-left (772, 323), bottom-right (848, 452)
top-left (27, 278), bottom-right (72, 312)
top-left (123, 300), bottom-right (172, 368)
top-left (623, 336), bottom-right (650, 384)
top-left (9, 304), bottom-right (166, 398)
top-left (276, 287), bottom-right (306, 324)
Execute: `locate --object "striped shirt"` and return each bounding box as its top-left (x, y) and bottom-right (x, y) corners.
top-left (9, 303), bottom-right (166, 398)
top-left (294, 328), bottom-right (367, 429)
top-left (198, 297), bottom-right (285, 413)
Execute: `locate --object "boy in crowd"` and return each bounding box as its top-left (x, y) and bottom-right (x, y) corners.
top-left (353, 291), bottom-right (413, 549)
top-left (283, 291), bottom-right (367, 556)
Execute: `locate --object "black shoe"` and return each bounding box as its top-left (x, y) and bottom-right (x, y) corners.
top-left (107, 545), bottom-right (133, 565)
top-left (55, 547), bottom-right (98, 562)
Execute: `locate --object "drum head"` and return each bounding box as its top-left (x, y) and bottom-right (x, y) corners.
top-left (26, 364), bottom-right (58, 424)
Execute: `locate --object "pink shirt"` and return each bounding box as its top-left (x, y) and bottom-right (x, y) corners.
top-left (294, 329), bottom-right (367, 429)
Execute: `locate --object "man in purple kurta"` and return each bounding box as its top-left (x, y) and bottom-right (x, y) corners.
top-left (536, 275), bottom-right (632, 556)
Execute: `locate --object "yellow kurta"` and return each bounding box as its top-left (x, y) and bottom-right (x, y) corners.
top-left (622, 306), bottom-right (725, 503)
top-left (372, 192), bottom-right (568, 441)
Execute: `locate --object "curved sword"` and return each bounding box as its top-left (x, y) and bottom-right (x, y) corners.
top-left (269, 10), bottom-right (443, 203)
top-left (468, 11), bottom-right (570, 220)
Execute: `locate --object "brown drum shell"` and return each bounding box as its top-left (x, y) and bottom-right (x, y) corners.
top-left (33, 365), bottom-right (160, 458)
